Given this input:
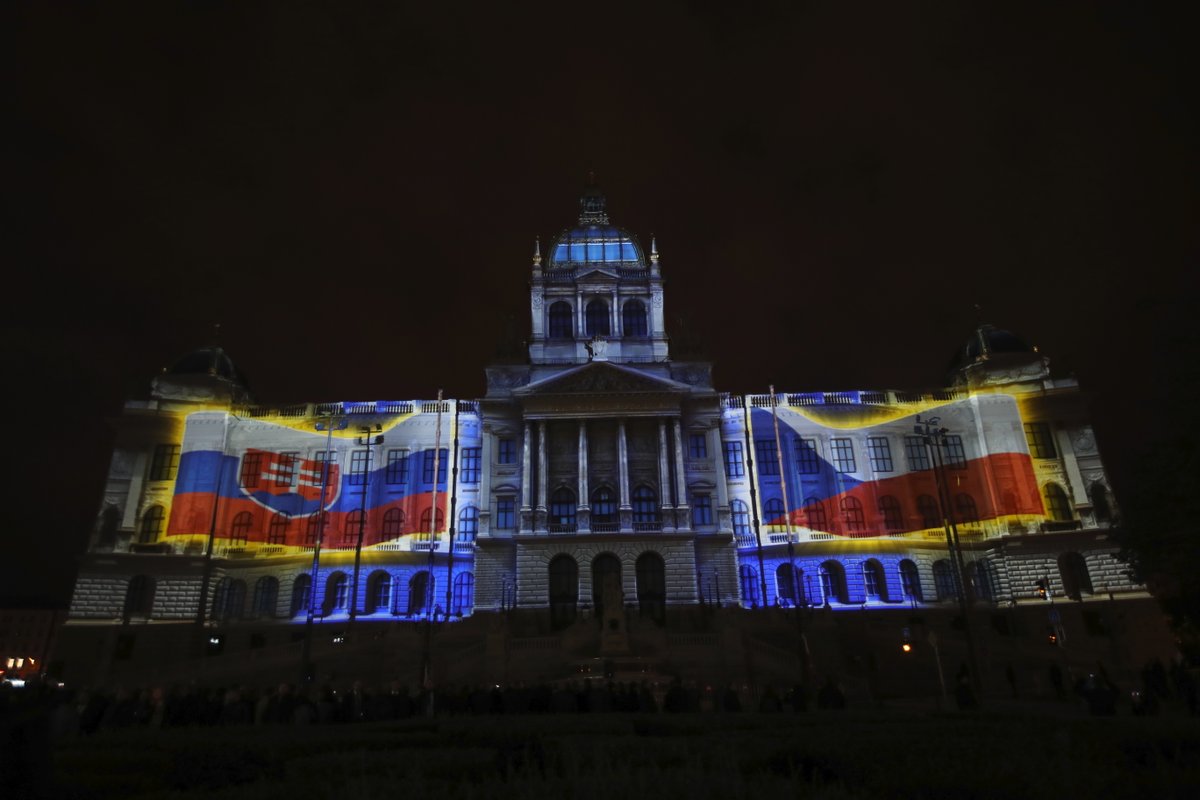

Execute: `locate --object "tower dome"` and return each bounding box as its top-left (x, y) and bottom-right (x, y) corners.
top-left (547, 179), bottom-right (646, 269)
top-left (949, 324), bottom-right (1048, 387)
top-left (151, 345), bottom-right (252, 403)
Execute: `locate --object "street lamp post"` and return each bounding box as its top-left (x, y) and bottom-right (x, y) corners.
top-left (300, 409), bottom-right (347, 685)
top-left (913, 415), bottom-right (982, 695)
top-left (349, 424), bottom-right (384, 629)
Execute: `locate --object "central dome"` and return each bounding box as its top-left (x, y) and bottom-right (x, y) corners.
top-left (549, 224), bottom-right (645, 268)
top-left (548, 179), bottom-right (646, 268)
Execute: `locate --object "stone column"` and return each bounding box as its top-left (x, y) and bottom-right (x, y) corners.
top-left (536, 420), bottom-right (548, 532)
top-left (618, 419), bottom-right (632, 530)
top-left (576, 289), bottom-right (584, 338)
top-left (577, 420), bottom-right (590, 532)
top-left (611, 289), bottom-right (619, 337)
top-left (673, 417), bottom-right (690, 530)
top-left (709, 425), bottom-right (731, 529)
top-left (479, 425), bottom-right (494, 537)
top-left (658, 419), bottom-right (673, 531)
top-left (520, 421), bottom-right (533, 511)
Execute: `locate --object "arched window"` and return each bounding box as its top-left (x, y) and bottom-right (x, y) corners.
top-left (731, 500), bottom-right (751, 542)
top-left (804, 498), bottom-right (828, 531)
top-left (123, 575), bottom-right (155, 620)
top-left (549, 555), bottom-right (579, 630)
top-left (1044, 484), bottom-right (1072, 522)
top-left (899, 560), bottom-right (922, 601)
top-left (776, 563), bottom-right (799, 606)
top-left (970, 560), bottom-right (996, 603)
top-left (212, 578), bottom-right (247, 621)
top-left (382, 508), bottom-right (405, 538)
top-left (917, 495), bottom-right (941, 529)
top-left (932, 560), bottom-right (956, 601)
top-left (305, 512), bottom-right (329, 545)
top-left (407, 571), bottom-right (432, 616)
top-left (955, 493), bottom-right (979, 523)
top-left (592, 553), bottom-right (623, 618)
top-left (632, 486), bottom-right (658, 531)
top-left (290, 575), bottom-right (312, 618)
top-left (99, 506), bottom-right (120, 547)
top-left (819, 561), bottom-right (848, 605)
top-left (452, 572), bottom-right (475, 616)
top-left (458, 506), bottom-right (478, 542)
top-left (267, 513), bottom-right (290, 545)
top-left (739, 564), bottom-right (760, 608)
top-left (252, 576), bottom-right (279, 618)
top-left (622, 299), bottom-right (647, 336)
top-left (549, 487), bottom-right (577, 532)
top-left (763, 498), bottom-right (786, 527)
top-left (1090, 482), bottom-right (1112, 522)
top-left (862, 559), bottom-right (887, 601)
top-left (366, 571), bottom-right (391, 614)
top-left (420, 506), bottom-right (445, 533)
top-left (636, 552), bottom-right (667, 625)
top-left (591, 486), bottom-right (616, 530)
top-left (324, 573), bottom-right (349, 615)
top-left (1058, 552), bottom-right (1093, 600)
top-left (344, 509), bottom-right (366, 545)
top-left (585, 299), bottom-right (610, 337)
top-left (879, 496), bottom-right (904, 532)
top-left (548, 301), bottom-right (573, 339)
top-left (841, 497), bottom-right (866, 533)
top-left (230, 511), bottom-right (255, 545)
top-left (139, 505), bottom-right (165, 544)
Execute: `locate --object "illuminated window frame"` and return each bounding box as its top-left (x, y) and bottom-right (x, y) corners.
top-left (149, 444), bottom-right (180, 481)
top-left (1024, 422), bottom-right (1057, 459)
top-left (794, 438), bottom-right (820, 474)
top-left (723, 441), bottom-right (745, 478)
top-left (461, 447), bottom-right (481, 483)
top-left (385, 449), bottom-right (408, 485)
top-left (830, 438), bottom-right (856, 474)
top-left (866, 437), bottom-right (893, 472)
top-left (904, 436), bottom-right (931, 471)
top-left (755, 439), bottom-right (779, 476)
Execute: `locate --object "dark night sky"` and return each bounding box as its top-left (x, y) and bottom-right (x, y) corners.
top-left (4, 2), bottom-right (1197, 604)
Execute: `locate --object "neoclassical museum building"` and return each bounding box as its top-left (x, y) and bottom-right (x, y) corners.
top-left (55, 185), bottom-right (1153, 689)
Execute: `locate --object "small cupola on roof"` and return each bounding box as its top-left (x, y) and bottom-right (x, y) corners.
top-left (151, 344), bottom-right (253, 404)
top-left (548, 178), bottom-right (646, 269)
top-left (948, 324), bottom-right (1049, 388)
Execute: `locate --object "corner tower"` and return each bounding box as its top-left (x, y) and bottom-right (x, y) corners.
top-left (528, 180), bottom-right (669, 365)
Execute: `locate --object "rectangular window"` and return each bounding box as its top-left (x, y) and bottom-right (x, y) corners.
top-left (314, 451), bottom-right (338, 486)
top-left (723, 441), bottom-right (745, 478)
top-left (904, 436), bottom-right (931, 471)
top-left (497, 438), bottom-right (517, 465)
top-left (275, 452), bottom-right (298, 487)
top-left (461, 447), bottom-right (481, 483)
top-left (692, 494), bottom-right (713, 526)
top-left (866, 437), bottom-right (893, 472)
top-left (496, 498), bottom-right (515, 529)
top-left (830, 438), bottom-right (856, 473)
top-left (385, 450), bottom-right (408, 485)
top-left (755, 439), bottom-right (779, 475)
top-left (349, 449), bottom-right (370, 486)
top-left (239, 452), bottom-right (263, 489)
top-left (422, 448), bottom-right (449, 484)
top-left (941, 435), bottom-right (967, 470)
top-left (688, 433), bottom-right (708, 459)
top-left (794, 438), bottom-right (820, 474)
top-left (1024, 422), bottom-right (1056, 459)
top-left (149, 444), bottom-right (180, 481)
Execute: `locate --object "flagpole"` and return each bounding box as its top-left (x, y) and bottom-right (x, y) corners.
top-left (193, 412), bottom-right (234, 660)
top-left (444, 400), bottom-right (462, 618)
top-left (301, 406), bottom-right (345, 685)
top-left (769, 385), bottom-right (812, 691)
top-left (421, 390), bottom-right (444, 710)
top-left (742, 400), bottom-right (768, 606)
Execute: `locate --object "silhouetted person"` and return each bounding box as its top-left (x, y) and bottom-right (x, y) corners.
top-left (1049, 663), bottom-right (1065, 701)
top-left (722, 684), bottom-right (741, 712)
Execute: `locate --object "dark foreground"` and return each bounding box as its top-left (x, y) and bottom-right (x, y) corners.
top-left (5, 702), bottom-right (1199, 799)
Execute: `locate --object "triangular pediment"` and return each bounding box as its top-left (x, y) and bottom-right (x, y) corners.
top-left (515, 362), bottom-right (692, 397)
top-left (574, 267), bottom-right (619, 283)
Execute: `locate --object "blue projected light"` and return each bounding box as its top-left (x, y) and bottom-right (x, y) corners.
top-left (550, 224), bottom-right (644, 266)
